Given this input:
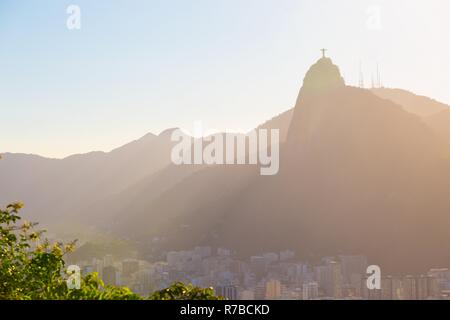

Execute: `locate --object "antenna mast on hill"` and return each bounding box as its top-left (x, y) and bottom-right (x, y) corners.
top-left (372, 62), bottom-right (384, 88)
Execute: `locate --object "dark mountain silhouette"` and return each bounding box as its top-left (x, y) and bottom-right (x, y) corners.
top-left (371, 88), bottom-right (448, 117)
top-left (0, 129), bottom-right (177, 223)
top-left (109, 57), bottom-right (450, 274)
top-left (2, 56), bottom-right (450, 273)
top-left (256, 109), bottom-right (293, 143)
top-left (371, 87), bottom-right (450, 147)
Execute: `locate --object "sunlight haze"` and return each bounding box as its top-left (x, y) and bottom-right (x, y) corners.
top-left (1, 0), bottom-right (449, 157)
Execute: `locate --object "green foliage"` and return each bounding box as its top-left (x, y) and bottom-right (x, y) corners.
top-left (149, 282), bottom-right (223, 300)
top-left (0, 203), bottom-right (220, 300)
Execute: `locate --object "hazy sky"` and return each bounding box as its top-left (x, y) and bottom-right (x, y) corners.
top-left (1, 0), bottom-right (449, 158)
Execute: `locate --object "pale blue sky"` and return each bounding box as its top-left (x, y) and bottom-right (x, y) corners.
top-left (1, 0), bottom-right (449, 157)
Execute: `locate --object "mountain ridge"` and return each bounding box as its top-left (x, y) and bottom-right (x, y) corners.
top-left (2, 57), bottom-right (450, 273)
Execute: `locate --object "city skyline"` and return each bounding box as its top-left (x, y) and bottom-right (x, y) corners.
top-left (68, 245), bottom-right (450, 300)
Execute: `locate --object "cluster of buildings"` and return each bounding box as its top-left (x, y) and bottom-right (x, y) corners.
top-left (73, 248), bottom-right (450, 300)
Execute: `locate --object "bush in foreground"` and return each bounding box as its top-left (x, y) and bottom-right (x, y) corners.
top-left (0, 203), bottom-right (220, 300)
